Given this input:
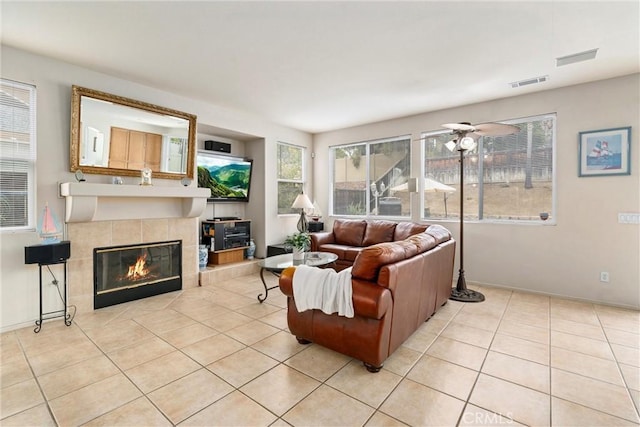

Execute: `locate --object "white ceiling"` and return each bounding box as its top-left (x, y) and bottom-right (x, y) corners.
top-left (2, 1), bottom-right (639, 134)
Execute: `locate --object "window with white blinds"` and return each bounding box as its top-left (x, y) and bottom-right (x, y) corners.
top-left (422, 114), bottom-right (556, 222)
top-left (277, 142), bottom-right (305, 214)
top-left (0, 79), bottom-right (36, 230)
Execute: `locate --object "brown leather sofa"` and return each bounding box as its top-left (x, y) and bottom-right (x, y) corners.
top-left (279, 222), bottom-right (455, 372)
top-left (310, 219), bottom-right (434, 271)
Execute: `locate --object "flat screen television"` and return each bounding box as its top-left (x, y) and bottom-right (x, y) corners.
top-left (197, 150), bottom-right (253, 202)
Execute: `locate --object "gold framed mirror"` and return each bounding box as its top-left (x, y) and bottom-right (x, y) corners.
top-left (70, 85), bottom-right (197, 180)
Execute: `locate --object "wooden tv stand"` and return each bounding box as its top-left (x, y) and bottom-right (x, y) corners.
top-left (211, 247), bottom-right (245, 265)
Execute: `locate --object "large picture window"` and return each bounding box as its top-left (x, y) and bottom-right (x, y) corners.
top-left (331, 135), bottom-right (411, 217)
top-left (422, 114), bottom-right (555, 222)
top-left (277, 142), bottom-right (305, 214)
top-left (0, 79), bottom-right (36, 230)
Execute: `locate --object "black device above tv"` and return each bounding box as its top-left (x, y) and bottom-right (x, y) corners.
top-left (197, 150), bottom-right (253, 202)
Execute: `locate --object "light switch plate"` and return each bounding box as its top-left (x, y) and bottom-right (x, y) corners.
top-left (618, 213), bottom-right (640, 224)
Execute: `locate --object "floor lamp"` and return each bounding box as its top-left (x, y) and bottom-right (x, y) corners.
top-left (443, 122), bottom-right (520, 303)
top-left (446, 135), bottom-right (484, 302)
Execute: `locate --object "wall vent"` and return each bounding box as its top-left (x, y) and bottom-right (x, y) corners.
top-left (556, 48), bottom-right (598, 67)
top-left (510, 75), bottom-right (549, 89)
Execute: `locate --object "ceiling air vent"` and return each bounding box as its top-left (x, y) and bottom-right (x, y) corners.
top-left (556, 48), bottom-right (598, 67)
top-left (510, 75), bottom-right (549, 89)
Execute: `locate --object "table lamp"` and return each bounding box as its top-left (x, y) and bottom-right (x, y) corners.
top-left (291, 192), bottom-right (314, 232)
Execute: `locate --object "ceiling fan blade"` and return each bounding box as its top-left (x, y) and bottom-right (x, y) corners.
top-left (473, 122), bottom-right (520, 136)
top-left (442, 123), bottom-right (476, 132)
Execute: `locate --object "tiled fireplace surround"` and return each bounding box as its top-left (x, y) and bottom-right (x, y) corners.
top-left (66, 218), bottom-right (200, 314)
top-left (59, 182), bottom-right (259, 314)
top-left (65, 217), bottom-right (261, 315)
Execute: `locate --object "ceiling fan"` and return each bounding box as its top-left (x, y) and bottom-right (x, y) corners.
top-left (442, 121), bottom-right (520, 139)
top-left (442, 122), bottom-right (520, 152)
top-left (443, 121), bottom-right (520, 303)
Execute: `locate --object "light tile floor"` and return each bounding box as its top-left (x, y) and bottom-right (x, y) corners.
top-left (1, 272), bottom-right (639, 426)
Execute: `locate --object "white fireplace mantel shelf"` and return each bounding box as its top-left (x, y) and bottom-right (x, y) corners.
top-left (60, 182), bottom-right (211, 223)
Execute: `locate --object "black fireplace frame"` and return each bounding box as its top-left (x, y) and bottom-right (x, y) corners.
top-left (93, 240), bottom-right (182, 309)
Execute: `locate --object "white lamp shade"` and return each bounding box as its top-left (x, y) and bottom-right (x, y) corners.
top-left (445, 139), bottom-right (458, 152)
top-left (291, 193), bottom-right (314, 209)
top-left (459, 136), bottom-right (477, 151)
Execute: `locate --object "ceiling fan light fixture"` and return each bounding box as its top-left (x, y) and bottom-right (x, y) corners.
top-left (459, 136), bottom-right (476, 151)
top-left (556, 48), bottom-right (598, 67)
top-left (445, 139), bottom-right (458, 152)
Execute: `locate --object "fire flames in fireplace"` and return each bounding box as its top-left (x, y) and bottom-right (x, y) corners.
top-left (94, 240), bottom-right (182, 309)
top-left (125, 254), bottom-right (150, 281)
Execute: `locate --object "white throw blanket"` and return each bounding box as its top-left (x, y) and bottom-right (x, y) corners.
top-left (292, 265), bottom-right (354, 318)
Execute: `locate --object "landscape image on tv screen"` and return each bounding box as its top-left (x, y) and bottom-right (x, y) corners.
top-left (197, 151), bottom-right (253, 202)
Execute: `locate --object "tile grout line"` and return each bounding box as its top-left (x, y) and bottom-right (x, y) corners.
top-left (454, 286), bottom-right (516, 426)
top-left (13, 329), bottom-right (59, 426)
top-left (137, 285), bottom-right (324, 425)
top-left (593, 303), bottom-right (640, 422)
top-left (547, 301), bottom-right (640, 425)
top-left (5, 275), bottom-right (639, 426)
top-left (74, 312), bottom-right (176, 426)
top-left (347, 297), bottom-right (464, 426)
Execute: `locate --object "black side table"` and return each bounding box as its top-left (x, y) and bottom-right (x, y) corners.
top-left (25, 241), bottom-right (72, 333)
top-left (308, 221), bottom-right (324, 232)
top-left (267, 244), bottom-right (293, 257)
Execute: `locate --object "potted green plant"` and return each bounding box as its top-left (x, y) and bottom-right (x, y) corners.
top-left (284, 232), bottom-right (311, 259)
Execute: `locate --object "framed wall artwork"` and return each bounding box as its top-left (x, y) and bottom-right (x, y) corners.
top-left (578, 126), bottom-right (631, 177)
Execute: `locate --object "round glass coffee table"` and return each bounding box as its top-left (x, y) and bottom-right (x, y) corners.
top-left (257, 252), bottom-right (338, 303)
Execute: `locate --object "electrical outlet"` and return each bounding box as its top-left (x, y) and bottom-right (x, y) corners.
top-left (600, 272), bottom-right (610, 283)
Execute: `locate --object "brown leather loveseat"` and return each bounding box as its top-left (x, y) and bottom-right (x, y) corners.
top-left (279, 222), bottom-right (455, 372)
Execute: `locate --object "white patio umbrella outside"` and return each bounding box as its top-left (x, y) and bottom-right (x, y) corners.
top-left (390, 177), bottom-right (456, 194)
top-left (391, 177), bottom-right (456, 217)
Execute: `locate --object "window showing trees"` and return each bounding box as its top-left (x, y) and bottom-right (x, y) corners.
top-left (0, 79), bottom-right (36, 230)
top-left (422, 114), bottom-right (555, 222)
top-left (331, 135), bottom-right (411, 217)
top-left (277, 142), bottom-right (305, 214)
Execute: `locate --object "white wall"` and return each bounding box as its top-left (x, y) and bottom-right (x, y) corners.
top-left (0, 46), bottom-right (312, 331)
top-left (313, 74), bottom-right (640, 309)
top-left (1, 44), bottom-right (636, 333)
